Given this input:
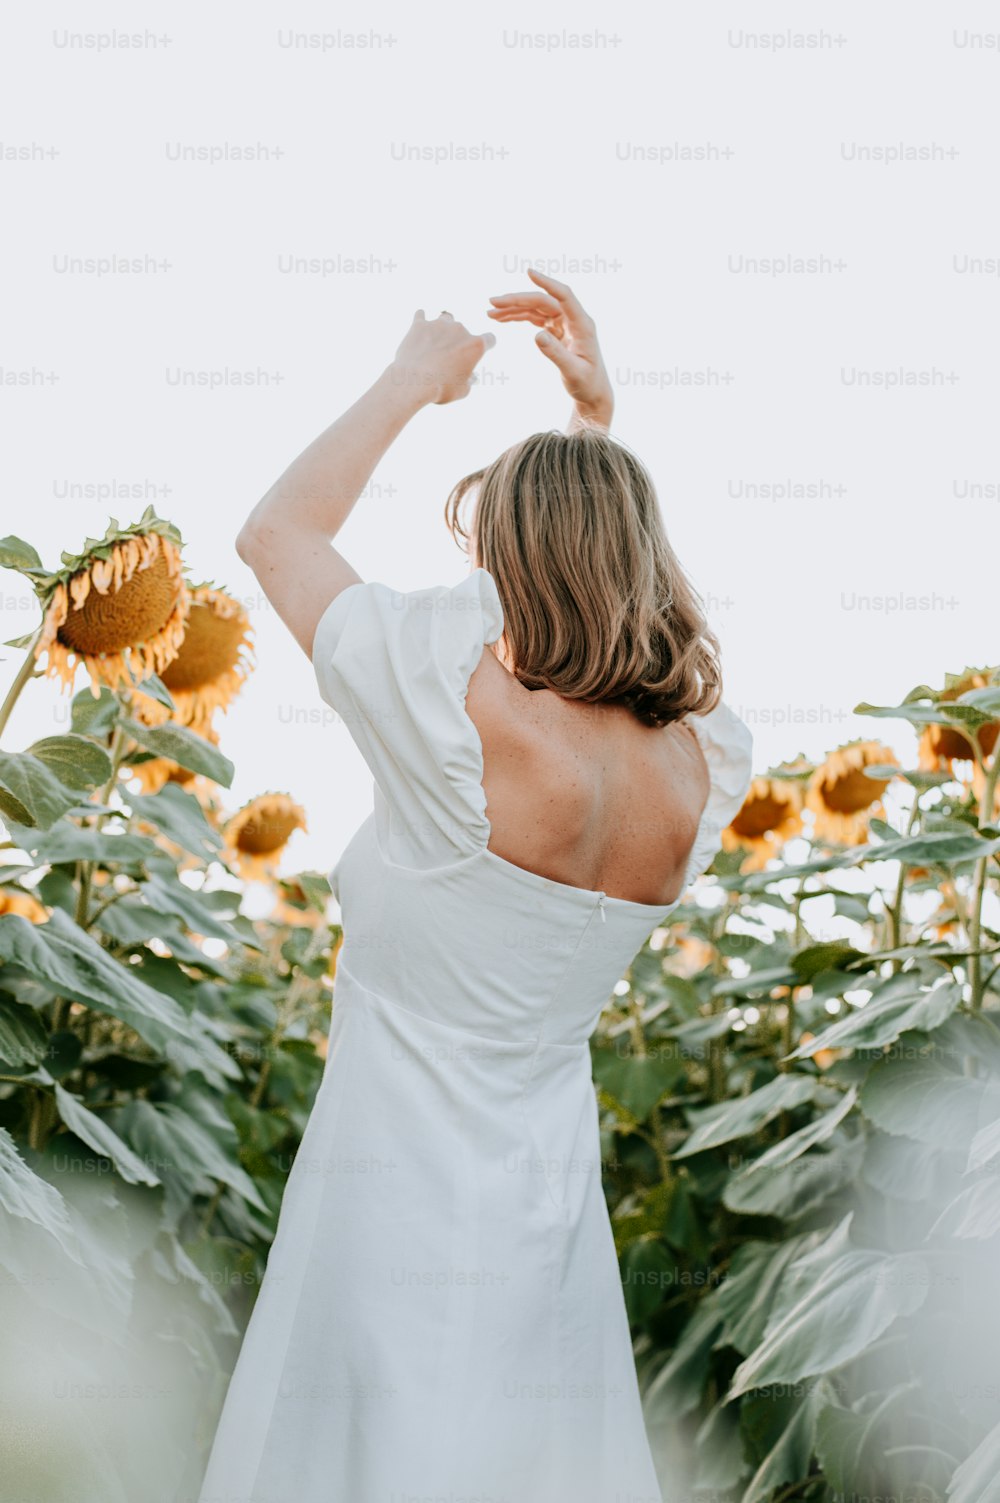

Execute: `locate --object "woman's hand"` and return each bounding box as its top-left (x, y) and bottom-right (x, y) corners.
top-left (487, 269), bottom-right (614, 429)
top-left (390, 310), bottom-right (496, 406)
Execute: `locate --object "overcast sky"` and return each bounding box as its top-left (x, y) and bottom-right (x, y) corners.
top-left (2, 1), bottom-right (995, 891)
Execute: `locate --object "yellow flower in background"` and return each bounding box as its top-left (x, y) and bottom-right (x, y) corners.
top-left (917, 667), bottom-right (1000, 769)
top-left (132, 584), bottom-right (254, 732)
top-left (224, 793), bottom-right (307, 879)
top-left (272, 875), bottom-right (327, 929)
top-left (0, 888), bottom-right (49, 923)
top-left (671, 935), bottom-right (715, 977)
top-left (806, 741), bottom-right (898, 845)
top-left (723, 772), bottom-right (806, 870)
top-left (33, 515), bottom-right (188, 695)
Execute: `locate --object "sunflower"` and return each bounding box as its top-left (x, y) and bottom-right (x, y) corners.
top-left (132, 584), bottom-right (253, 732)
top-left (31, 512), bottom-right (188, 696)
top-left (224, 792), bottom-right (307, 879)
top-left (723, 770), bottom-right (806, 870)
top-left (0, 887), bottom-right (49, 923)
top-left (917, 668), bottom-right (1000, 769)
top-left (806, 741), bottom-right (898, 845)
top-left (272, 874), bottom-right (327, 929)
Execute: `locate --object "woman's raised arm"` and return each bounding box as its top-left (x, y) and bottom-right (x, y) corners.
top-left (236, 311), bottom-right (495, 657)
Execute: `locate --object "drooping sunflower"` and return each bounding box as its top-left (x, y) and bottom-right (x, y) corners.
top-left (917, 667), bottom-right (1000, 769)
top-left (0, 887), bottom-right (49, 923)
top-left (132, 584), bottom-right (253, 732)
top-left (722, 766), bottom-right (808, 870)
top-left (30, 512), bottom-right (188, 695)
top-left (272, 873), bottom-right (330, 929)
top-left (806, 740), bottom-right (898, 845)
top-left (224, 792), bottom-right (307, 879)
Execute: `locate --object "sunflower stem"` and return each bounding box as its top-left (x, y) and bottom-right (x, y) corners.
top-left (970, 744), bottom-right (1000, 1011)
top-left (0, 629), bottom-right (43, 743)
top-left (888, 795), bottom-right (921, 969)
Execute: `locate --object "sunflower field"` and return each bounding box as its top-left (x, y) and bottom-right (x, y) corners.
top-left (0, 515), bottom-right (335, 1501)
top-left (1, 513), bottom-right (999, 1503)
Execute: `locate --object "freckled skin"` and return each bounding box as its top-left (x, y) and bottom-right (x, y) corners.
top-left (467, 646), bottom-right (710, 906)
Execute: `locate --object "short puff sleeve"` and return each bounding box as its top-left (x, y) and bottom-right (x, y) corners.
top-left (683, 701), bottom-right (754, 889)
top-left (311, 567), bottom-right (505, 867)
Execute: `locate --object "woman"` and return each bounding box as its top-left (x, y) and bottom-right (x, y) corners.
top-left (197, 271), bottom-right (753, 1503)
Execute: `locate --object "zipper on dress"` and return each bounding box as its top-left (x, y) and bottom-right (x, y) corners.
top-left (597, 891), bottom-right (607, 923)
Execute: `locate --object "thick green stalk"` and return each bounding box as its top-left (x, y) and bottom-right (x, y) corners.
top-left (0, 630), bottom-right (42, 742)
top-left (969, 741), bottom-right (1000, 1011)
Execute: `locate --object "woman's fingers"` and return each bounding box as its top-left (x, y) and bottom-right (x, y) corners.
top-left (487, 309), bottom-right (566, 337)
top-left (526, 267), bottom-right (590, 319)
top-left (488, 289), bottom-right (563, 318)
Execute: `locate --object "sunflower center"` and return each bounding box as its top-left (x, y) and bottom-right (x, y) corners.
top-left (236, 809), bottom-right (301, 855)
top-left (931, 722), bottom-right (999, 760)
top-left (821, 767), bottom-right (888, 814)
top-left (58, 551), bottom-right (177, 656)
top-left (732, 793), bottom-right (791, 839)
top-left (162, 602), bottom-right (246, 691)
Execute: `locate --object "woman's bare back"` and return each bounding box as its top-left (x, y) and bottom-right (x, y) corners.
top-left (467, 645), bottom-right (711, 906)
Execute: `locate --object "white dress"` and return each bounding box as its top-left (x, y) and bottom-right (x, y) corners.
top-left (196, 567), bottom-right (753, 1503)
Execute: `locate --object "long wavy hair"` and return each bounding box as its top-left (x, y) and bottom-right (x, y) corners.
top-left (444, 427), bottom-right (721, 729)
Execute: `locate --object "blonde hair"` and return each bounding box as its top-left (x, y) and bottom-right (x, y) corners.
top-left (444, 428), bottom-right (722, 729)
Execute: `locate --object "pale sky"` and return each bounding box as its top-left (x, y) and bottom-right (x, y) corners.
top-left (2, 0), bottom-right (996, 891)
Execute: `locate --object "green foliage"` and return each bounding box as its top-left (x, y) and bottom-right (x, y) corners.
top-left (596, 678), bottom-right (1000, 1501)
top-left (0, 641), bottom-right (338, 1502)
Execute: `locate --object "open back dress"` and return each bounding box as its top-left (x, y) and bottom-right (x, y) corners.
top-left (196, 566), bottom-right (753, 1503)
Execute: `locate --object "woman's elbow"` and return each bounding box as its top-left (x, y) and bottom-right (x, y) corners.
top-left (235, 521), bottom-right (267, 569)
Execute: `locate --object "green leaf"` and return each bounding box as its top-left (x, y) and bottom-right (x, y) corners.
top-left (0, 786), bottom-right (33, 825)
top-left (729, 1247), bottom-right (930, 1396)
top-left (716, 1237), bottom-right (813, 1357)
top-left (141, 872), bottom-right (255, 947)
top-left (53, 1082), bottom-right (160, 1187)
top-left (742, 1379), bottom-right (830, 1503)
top-left (0, 749), bottom-right (81, 830)
top-left (710, 965), bottom-right (799, 998)
top-left (27, 824), bottom-right (159, 870)
top-left (674, 1073), bottom-right (817, 1158)
top-left (737, 1086), bottom-right (858, 1176)
top-left (723, 1138), bottom-right (864, 1218)
top-left (863, 829), bottom-right (1000, 867)
top-left (0, 535), bottom-right (43, 571)
top-left (26, 735), bottom-right (113, 791)
top-left (592, 1047), bottom-right (684, 1121)
top-left (860, 1053), bottom-right (991, 1152)
top-left (643, 1297), bottom-right (725, 1419)
top-left (45, 1029), bottom-right (83, 1079)
top-left (664, 1011), bottom-right (733, 1046)
top-left (114, 1099), bottom-right (267, 1211)
top-left (694, 1395), bottom-right (748, 1493)
top-left (791, 941), bottom-right (866, 981)
top-left (0, 909), bottom-right (232, 1076)
top-left (132, 672), bottom-right (174, 711)
top-left (790, 979), bottom-right (962, 1060)
top-left (70, 687), bottom-right (120, 737)
top-left (619, 1238), bottom-right (674, 1323)
top-left (0, 1125), bottom-right (82, 1260)
top-left (931, 1178), bottom-right (1000, 1240)
top-left (968, 1116), bottom-right (1000, 1174)
top-left (126, 782), bottom-right (222, 859)
top-left (947, 1416), bottom-right (1000, 1503)
top-left (120, 717), bottom-right (233, 787)
top-left (0, 995), bottom-right (48, 1067)
top-left (855, 698), bottom-right (958, 728)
